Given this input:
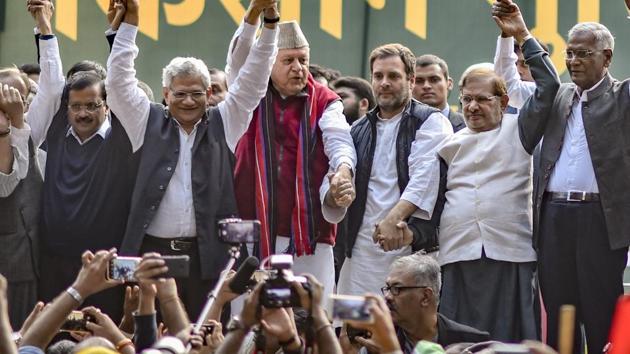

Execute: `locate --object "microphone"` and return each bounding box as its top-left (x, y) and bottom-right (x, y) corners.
top-left (228, 256), bottom-right (260, 294)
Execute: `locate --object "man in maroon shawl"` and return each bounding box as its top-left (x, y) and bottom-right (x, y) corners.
top-left (227, 20), bottom-right (356, 298)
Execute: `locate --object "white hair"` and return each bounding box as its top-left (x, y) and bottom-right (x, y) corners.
top-left (162, 57), bottom-right (211, 88)
top-left (390, 252), bottom-right (441, 300)
top-left (568, 22), bottom-right (615, 51)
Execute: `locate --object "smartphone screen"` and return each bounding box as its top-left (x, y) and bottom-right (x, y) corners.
top-left (331, 295), bottom-right (373, 322)
top-left (108, 256), bottom-right (141, 282)
top-left (218, 219), bottom-right (261, 243)
top-left (60, 311), bottom-right (94, 334)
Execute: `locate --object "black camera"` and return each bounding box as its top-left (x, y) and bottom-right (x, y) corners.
top-left (259, 255), bottom-right (309, 308)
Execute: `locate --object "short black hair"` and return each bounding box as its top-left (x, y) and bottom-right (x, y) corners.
top-left (309, 63), bottom-right (341, 84)
top-left (66, 60), bottom-right (106, 80)
top-left (66, 71), bottom-right (106, 102)
top-left (330, 76), bottom-right (376, 110)
top-left (19, 63), bottom-right (41, 76)
top-left (415, 54), bottom-right (450, 81)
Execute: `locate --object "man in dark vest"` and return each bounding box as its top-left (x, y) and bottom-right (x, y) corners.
top-left (0, 68), bottom-right (41, 329)
top-left (412, 54), bottom-right (465, 132)
top-left (24, 0), bottom-right (136, 321)
top-left (494, 0), bottom-right (630, 352)
top-left (106, 0), bottom-right (279, 318)
top-left (335, 43), bottom-right (453, 297)
top-left (230, 20), bottom-right (356, 301)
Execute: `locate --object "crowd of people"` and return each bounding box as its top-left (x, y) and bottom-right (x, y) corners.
top-left (0, 0), bottom-right (629, 353)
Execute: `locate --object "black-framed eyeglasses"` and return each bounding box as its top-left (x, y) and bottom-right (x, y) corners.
top-left (380, 285), bottom-right (430, 296)
top-left (459, 95), bottom-right (499, 106)
top-left (68, 101), bottom-right (104, 113)
top-left (564, 49), bottom-right (606, 60)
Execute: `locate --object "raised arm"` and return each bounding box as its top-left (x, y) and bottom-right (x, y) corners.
top-left (0, 84), bottom-right (30, 197)
top-left (25, 0), bottom-right (65, 148)
top-left (492, 0), bottom-right (560, 153)
top-left (20, 249), bottom-right (121, 349)
top-left (493, 35), bottom-right (537, 109)
top-left (218, 2), bottom-right (278, 153)
top-left (225, 0), bottom-right (278, 86)
top-left (105, 0), bottom-right (150, 153)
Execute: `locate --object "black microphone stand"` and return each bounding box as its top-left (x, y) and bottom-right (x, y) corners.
top-left (187, 244), bottom-right (240, 350)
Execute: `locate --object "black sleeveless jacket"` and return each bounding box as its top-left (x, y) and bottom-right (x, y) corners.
top-left (341, 99), bottom-right (446, 258)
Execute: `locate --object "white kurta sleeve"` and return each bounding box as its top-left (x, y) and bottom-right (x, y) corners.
top-left (218, 25), bottom-right (278, 153)
top-left (318, 101), bottom-right (357, 171)
top-left (0, 124), bottom-right (31, 197)
top-left (493, 36), bottom-right (537, 110)
top-left (400, 112), bottom-right (453, 220)
top-left (225, 21), bottom-right (258, 87)
top-left (105, 22), bottom-right (151, 153)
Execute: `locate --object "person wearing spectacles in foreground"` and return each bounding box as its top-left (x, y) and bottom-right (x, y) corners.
top-left (341, 253), bottom-right (489, 354)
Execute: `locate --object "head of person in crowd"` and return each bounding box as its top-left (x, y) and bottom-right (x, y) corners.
top-left (0, 68), bottom-right (31, 104)
top-left (330, 76), bottom-right (376, 124)
top-left (383, 253), bottom-right (441, 337)
top-left (66, 60), bottom-right (107, 81)
top-left (309, 63), bottom-right (341, 87)
top-left (72, 336), bottom-right (116, 353)
top-left (513, 38), bottom-right (549, 82)
top-left (137, 80), bottom-right (155, 102)
top-left (207, 67), bottom-right (227, 107)
top-left (369, 43), bottom-right (416, 118)
top-left (271, 21), bottom-right (310, 97)
top-left (19, 63), bottom-right (41, 83)
top-left (46, 339), bottom-right (76, 354)
top-left (412, 54), bottom-right (453, 111)
top-left (161, 56), bottom-right (212, 131)
top-left (565, 22), bottom-right (613, 91)
top-left (459, 67), bottom-right (509, 132)
top-left (66, 71), bottom-right (108, 141)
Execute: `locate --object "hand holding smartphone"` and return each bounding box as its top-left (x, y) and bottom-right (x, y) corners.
top-left (60, 311), bottom-right (95, 334)
top-left (107, 255), bottom-right (190, 282)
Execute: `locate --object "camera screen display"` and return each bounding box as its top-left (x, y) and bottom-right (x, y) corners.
top-left (60, 311), bottom-right (93, 333)
top-left (108, 257), bottom-right (140, 282)
top-left (219, 220), bottom-right (261, 244)
top-left (332, 295), bottom-right (372, 322)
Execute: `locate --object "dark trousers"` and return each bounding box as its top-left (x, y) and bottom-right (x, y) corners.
top-left (38, 251), bottom-right (125, 323)
top-left (140, 236), bottom-right (215, 322)
top-left (538, 197), bottom-right (628, 354)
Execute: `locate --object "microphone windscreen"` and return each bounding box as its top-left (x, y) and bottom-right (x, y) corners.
top-left (228, 256), bottom-right (260, 294)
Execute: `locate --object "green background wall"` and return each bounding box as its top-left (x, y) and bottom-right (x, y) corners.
top-left (1, 0), bottom-right (629, 105)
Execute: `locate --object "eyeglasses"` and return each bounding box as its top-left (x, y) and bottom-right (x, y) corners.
top-left (459, 95), bottom-right (499, 106)
top-left (68, 101), bottom-right (104, 113)
top-left (170, 90), bottom-right (206, 101)
top-left (380, 285), bottom-right (430, 296)
top-left (564, 49), bottom-right (606, 60)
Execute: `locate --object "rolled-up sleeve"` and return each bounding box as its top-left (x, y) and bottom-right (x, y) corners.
top-left (400, 112), bottom-right (452, 220)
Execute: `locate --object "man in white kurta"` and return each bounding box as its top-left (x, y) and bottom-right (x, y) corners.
top-left (324, 44), bottom-right (452, 298)
top-left (434, 7), bottom-right (560, 340)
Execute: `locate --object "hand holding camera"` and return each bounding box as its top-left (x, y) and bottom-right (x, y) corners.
top-left (71, 249), bottom-right (122, 300)
top-left (82, 306), bottom-right (128, 346)
top-left (344, 294), bottom-right (400, 354)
